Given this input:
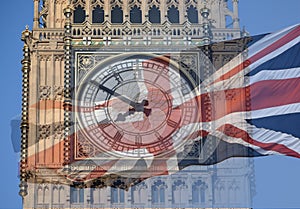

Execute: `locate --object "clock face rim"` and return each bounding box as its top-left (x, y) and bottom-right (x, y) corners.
top-left (75, 52), bottom-right (200, 159)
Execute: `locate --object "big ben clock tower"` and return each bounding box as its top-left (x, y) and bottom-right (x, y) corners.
top-left (20, 0), bottom-right (254, 208)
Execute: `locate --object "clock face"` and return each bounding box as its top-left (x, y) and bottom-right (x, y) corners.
top-left (76, 54), bottom-right (200, 158)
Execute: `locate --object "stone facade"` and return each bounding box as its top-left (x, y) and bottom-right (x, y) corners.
top-left (20, 0), bottom-right (254, 208)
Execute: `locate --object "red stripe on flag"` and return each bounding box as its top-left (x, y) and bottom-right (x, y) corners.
top-left (198, 77), bottom-right (300, 122)
top-left (219, 124), bottom-right (300, 158)
top-left (213, 25), bottom-right (300, 84)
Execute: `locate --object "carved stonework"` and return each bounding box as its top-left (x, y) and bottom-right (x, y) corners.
top-left (39, 125), bottom-right (51, 140)
top-left (39, 86), bottom-right (51, 100)
top-left (53, 86), bottom-right (64, 101)
top-left (53, 124), bottom-right (64, 140)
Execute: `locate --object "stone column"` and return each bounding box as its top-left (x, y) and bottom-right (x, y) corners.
top-left (232, 0), bottom-right (240, 29)
top-left (104, 0), bottom-right (110, 21)
top-left (33, 0), bottom-right (39, 28)
top-left (160, 0), bottom-right (166, 23)
top-left (19, 27), bottom-right (32, 198)
top-left (49, 0), bottom-right (55, 28)
top-left (124, 0), bottom-right (129, 22)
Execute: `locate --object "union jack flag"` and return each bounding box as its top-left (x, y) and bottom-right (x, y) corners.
top-left (18, 24), bottom-right (300, 187)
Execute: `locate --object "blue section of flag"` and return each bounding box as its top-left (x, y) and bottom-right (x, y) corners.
top-left (178, 139), bottom-right (264, 169)
top-left (247, 34), bottom-right (267, 47)
top-left (248, 42), bottom-right (300, 76)
top-left (247, 113), bottom-right (300, 139)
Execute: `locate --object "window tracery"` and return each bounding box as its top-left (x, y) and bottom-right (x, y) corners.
top-left (192, 180), bottom-right (207, 203)
top-left (148, 6), bottom-right (161, 24)
top-left (167, 5), bottom-right (179, 23)
top-left (172, 179), bottom-right (188, 204)
top-left (130, 5), bottom-right (142, 23)
top-left (147, 0), bottom-right (160, 8)
top-left (92, 5), bottom-right (105, 23)
top-left (111, 5), bottom-right (123, 23)
top-left (151, 180), bottom-right (167, 203)
top-left (187, 5), bottom-right (198, 23)
top-left (73, 5), bottom-right (86, 23)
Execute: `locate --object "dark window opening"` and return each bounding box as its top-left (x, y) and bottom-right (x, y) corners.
top-left (111, 6), bottom-right (123, 23)
top-left (111, 188), bottom-right (125, 203)
top-left (149, 6), bottom-right (161, 23)
top-left (92, 5), bottom-right (104, 23)
top-left (70, 187), bottom-right (84, 203)
top-left (130, 5), bottom-right (142, 23)
top-left (167, 5), bottom-right (179, 23)
top-left (187, 6), bottom-right (198, 23)
top-left (73, 5), bottom-right (86, 23)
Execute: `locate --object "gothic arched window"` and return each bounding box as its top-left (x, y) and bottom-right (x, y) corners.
top-left (149, 6), bottom-right (161, 23)
top-left (111, 6), bottom-right (123, 23)
top-left (111, 188), bottom-right (125, 203)
top-left (130, 5), bottom-right (142, 23)
top-left (192, 181), bottom-right (206, 203)
top-left (151, 181), bottom-right (166, 203)
top-left (187, 6), bottom-right (198, 23)
top-left (70, 187), bottom-right (84, 204)
top-left (167, 5), bottom-right (179, 23)
top-left (73, 5), bottom-right (86, 23)
top-left (92, 5), bottom-right (104, 23)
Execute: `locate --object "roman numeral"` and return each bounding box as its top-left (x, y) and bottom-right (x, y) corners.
top-left (167, 119), bottom-right (178, 128)
top-left (114, 131), bottom-right (124, 142)
top-left (113, 72), bottom-right (123, 84)
top-left (135, 135), bottom-right (142, 147)
top-left (98, 118), bottom-right (111, 129)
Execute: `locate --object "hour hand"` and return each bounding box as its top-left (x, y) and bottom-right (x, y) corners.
top-left (90, 81), bottom-right (139, 107)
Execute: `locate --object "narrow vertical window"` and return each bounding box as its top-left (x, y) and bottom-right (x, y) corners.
top-left (167, 5), bottom-right (179, 23)
top-left (130, 5), bottom-right (142, 23)
top-left (73, 5), bottom-right (86, 23)
top-left (92, 5), bottom-right (104, 23)
top-left (111, 6), bottom-right (123, 23)
top-left (187, 6), bottom-right (198, 23)
top-left (149, 6), bottom-right (161, 23)
top-left (70, 187), bottom-right (84, 203)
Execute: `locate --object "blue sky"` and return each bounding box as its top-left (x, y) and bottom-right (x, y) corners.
top-left (1, 0), bottom-right (300, 208)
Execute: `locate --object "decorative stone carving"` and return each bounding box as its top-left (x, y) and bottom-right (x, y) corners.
top-left (39, 86), bottom-right (51, 100)
top-left (53, 86), bottom-right (64, 100)
top-left (39, 125), bottom-right (51, 140)
top-left (53, 124), bottom-right (64, 140)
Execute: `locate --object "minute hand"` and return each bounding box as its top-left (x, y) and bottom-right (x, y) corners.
top-left (92, 81), bottom-right (140, 107)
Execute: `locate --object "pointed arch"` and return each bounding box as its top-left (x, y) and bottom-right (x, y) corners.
top-left (73, 5), bottom-right (86, 23)
top-left (92, 5), bottom-right (104, 23)
top-left (149, 6), bottom-right (161, 23)
top-left (111, 5), bottom-right (123, 23)
top-left (44, 186), bottom-right (50, 203)
top-left (37, 186), bottom-right (43, 204)
top-left (111, 188), bottom-right (125, 203)
top-left (167, 5), bottom-right (179, 23)
top-left (192, 180), bottom-right (207, 203)
top-left (130, 5), bottom-right (142, 23)
top-left (187, 5), bottom-right (198, 23)
top-left (53, 186), bottom-right (59, 204)
top-left (151, 180), bottom-right (166, 203)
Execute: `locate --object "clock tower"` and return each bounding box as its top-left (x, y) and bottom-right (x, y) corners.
top-left (20, 0), bottom-right (254, 208)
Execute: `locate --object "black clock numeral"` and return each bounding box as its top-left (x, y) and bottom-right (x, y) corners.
top-left (154, 131), bottom-right (163, 141)
top-left (98, 118), bottom-right (111, 129)
top-left (135, 135), bottom-right (142, 147)
top-left (153, 68), bottom-right (165, 84)
top-left (113, 72), bottom-right (124, 84)
top-left (167, 118), bottom-right (178, 128)
top-left (114, 131), bottom-right (124, 142)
